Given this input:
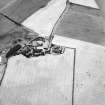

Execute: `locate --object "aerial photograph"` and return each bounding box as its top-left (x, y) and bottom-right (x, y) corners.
top-left (0, 0), bottom-right (105, 105)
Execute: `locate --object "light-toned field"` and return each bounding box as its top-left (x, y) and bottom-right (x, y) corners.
top-left (23, 0), bottom-right (67, 36)
top-left (53, 35), bottom-right (105, 105)
top-left (0, 48), bottom-right (74, 105)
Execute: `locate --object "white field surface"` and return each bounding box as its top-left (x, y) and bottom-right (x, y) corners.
top-left (0, 48), bottom-right (74, 105)
top-left (1, 34), bottom-right (105, 105)
top-left (22, 0), bottom-right (67, 36)
top-left (53, 35), bottom-right (105, 105)
top-left (69, 0), bottom-right (99, 8)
